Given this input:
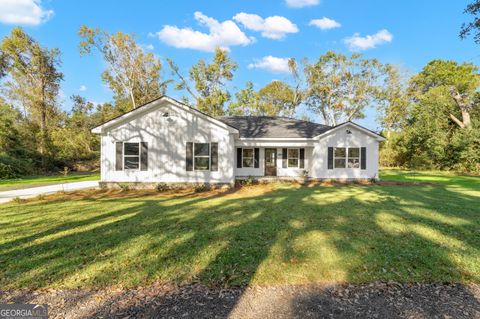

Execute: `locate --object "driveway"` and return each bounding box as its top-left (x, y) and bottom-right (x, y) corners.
top-left (0, 180), bottom-right (99, 203)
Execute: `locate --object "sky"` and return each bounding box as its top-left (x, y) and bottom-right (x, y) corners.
top-left (0, 0), bottom-right (477, 130)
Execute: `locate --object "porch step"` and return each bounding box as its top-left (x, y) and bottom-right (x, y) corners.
top-left (236, 176), bottom-right (307, 183)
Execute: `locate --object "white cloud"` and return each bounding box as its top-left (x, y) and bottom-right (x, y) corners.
top-left (309, 17), bottom-right (341, 30)
top-left (79, 85), bottom-right (87, 92)
top-left (248, 56), bottom-right (291, 73)
top-left (233, 13), bottom-right (298, 40)
top-left (344, 29), bottom-right (393, 51)
top-left (285, 0), bottom-right (320, 8)
top-left (0, 0), bottom-right (53, 26)
top-left (143, 44), bottom-right (154, 51)
top-left (156, 11), bottom-right (253, 52)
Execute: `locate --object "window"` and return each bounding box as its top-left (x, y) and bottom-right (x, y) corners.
top-left (194, 143), bottom-right (210, 170)
top-left (124, 143), bottom-right (140, 169)
top-left (348, 148), bottom-right (360, 168)
top-left (333, 147), bottom-right (360, 169)
top-left (287, 148), bottom-right (299, 168)
top-left (242, 148), bottom-right (254, 168)
top-left (334, 147), bottom-right (346, 168)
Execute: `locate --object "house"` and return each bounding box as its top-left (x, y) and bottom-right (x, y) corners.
top-left (92, 96), bottom-right (386, 187)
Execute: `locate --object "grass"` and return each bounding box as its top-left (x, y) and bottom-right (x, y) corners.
top-left (0, 172), bottom-right (100, 191)
top-left (0, 170), bottom-right (478, 289)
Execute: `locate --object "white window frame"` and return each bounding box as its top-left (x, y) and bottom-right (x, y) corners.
top-left (333, 147), bottom-right (360, 169)
top-left (242, 148), bottom-right (255, 168)
top-left (123, 142), bottom-right (141, 171)
top-left (287, 148), bottom-right (300, 168)
top-left (193, 142), bottom-right (210, 171)
top-left (347, 147), bottom-right (360, 169)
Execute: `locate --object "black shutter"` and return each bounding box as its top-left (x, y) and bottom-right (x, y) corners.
top-left (282, 148), bottom-right (287, 168)
top-left (299, 148), bottom-right (305, 169)
top-left (115, 142), bottom-right (123, 171)
top-left (211, 143), bottom-right (218, 171)
top-left (254, 148), bottom-right (260, 168)
top-left (140, 142), bottom-right (148, 171)
top-left (186, 142), bottom-right (193, 171)
top-left (237, 148), bottom-right (242, 168)
top-left (361, 147), bottom-right (366, 170)
top-left (327, 147), bottom-right (333, 170)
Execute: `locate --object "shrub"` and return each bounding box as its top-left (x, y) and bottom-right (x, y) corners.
top-left (156, 183), bottom-right (169, 192)
top-left (194, 184), bottom-right (210, 193)
top-left (118, 183), bottom-right (130, 192)
top-left (242, 176), bottom-right (254, 186)
top-left (0, 153), bottom-right (33, 179)
top-left (0, 162), bottom-right (18, 179)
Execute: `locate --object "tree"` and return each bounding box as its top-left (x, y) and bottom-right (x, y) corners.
top-left (377, 64), bottom-right (410, 133)
top-left (410, 60), bottom-right (479, 128)
top-left (50, 95), bottom-right (99, 162)
top-left (460, 0), bottom-right (480, 43)
top-left (78, 26), bottom-right (167, 111)
top-left (0, 52), bottom-right (7, 78)
top-left (257, 80), bottom-right (301, 117)
top-left (1, 27), bottom-right (63, 168)
top-left (304, 51), bottom-right (384, 126)
top-left (228, 58), bottom-right (302, 117)
top-left (168, 47), bottom-right (238, 116)
top-left (228, 81), bottom-right (260, 115)
top-left (0, 98), bottom-right (21, 153)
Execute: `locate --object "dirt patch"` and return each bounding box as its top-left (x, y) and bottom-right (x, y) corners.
top-left (1, 283), bottom-right (478, 319)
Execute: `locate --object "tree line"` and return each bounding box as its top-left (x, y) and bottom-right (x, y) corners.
top-left (0, 25), bottom-right (479, 178)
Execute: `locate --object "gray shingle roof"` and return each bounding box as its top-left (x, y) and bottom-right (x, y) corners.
top-left (217, 116), bottom-right (332, 138)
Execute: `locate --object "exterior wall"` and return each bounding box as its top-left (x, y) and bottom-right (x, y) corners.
top-left (235, 147), bottom-right (313, 178)
top-left (100, 101), bottom-right (235, 184)
top-left (98, 101), bottom-right (381, 183)
top-left (311, 125), bottom-right (380, 180)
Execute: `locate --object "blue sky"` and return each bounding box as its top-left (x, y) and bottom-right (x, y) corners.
top-left (0, 0), bottom-right (476, 130)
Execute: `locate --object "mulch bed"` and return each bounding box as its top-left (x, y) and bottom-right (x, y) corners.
top-left (1, 282), bottom-right (479, 319)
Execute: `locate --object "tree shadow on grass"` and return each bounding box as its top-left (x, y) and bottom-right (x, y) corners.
top-left (0, 182), bottom-right (479, 317)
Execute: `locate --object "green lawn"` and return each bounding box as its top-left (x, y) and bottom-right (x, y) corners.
top-left (0, 170), bottom-right (478, 289)
top-left (0, 172), bottom-right (100, 191)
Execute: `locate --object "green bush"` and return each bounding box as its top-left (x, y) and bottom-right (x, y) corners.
top-left (0, 154), bottom-right (34, 179)
top-left (194, 184), bottom-right (210, 193)
top-left (450, 128), bottom-right (480, 173)
top-left (0, 162), bottom-right (18, 179)
top-left (156, 183), bottom-right (169, 192)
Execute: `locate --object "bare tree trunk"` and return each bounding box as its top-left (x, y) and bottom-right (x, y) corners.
top-left (129, 89), bottom-right (136, 109)
top-left (461, 109), bottom-right (471, 127)
top-left (449, 114), bottom-right (465, 129)
top-left (451, 88), bottom-right (472, 128)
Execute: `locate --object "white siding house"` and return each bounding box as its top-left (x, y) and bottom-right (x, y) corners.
top-left (92, 96), bottom-right (385, 186)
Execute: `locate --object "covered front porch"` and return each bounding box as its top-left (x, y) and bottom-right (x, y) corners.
top-left (234, 145), bottom-right (314, 178)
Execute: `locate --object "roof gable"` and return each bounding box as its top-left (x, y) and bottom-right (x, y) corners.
top-left (91, 96), bottom-right (239, 134)
top-left (314, 121), bottom-right (386, 141)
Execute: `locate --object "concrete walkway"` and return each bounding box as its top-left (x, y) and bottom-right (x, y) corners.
top-left (0, 180), bottom-right (99, 204)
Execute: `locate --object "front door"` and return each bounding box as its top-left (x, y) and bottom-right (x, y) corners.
top-left (264, 148), bottom-right (277, 176)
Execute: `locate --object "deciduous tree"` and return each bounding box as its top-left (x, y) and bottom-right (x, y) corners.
top-left (1, 27), bottom-right (63, 168)
top-left (168, 48), bottom-right (237, 116)
top-left (303, 51), bottom-right (383, 125)
top-left (410, 60), bottom-right (479, 128)
top-left (79, 26), bottom-right (167, 111)
top-left (460, 0), bottom-right (480, 43)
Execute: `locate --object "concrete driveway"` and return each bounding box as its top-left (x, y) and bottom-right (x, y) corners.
top-left (0, 180), bottom-right (99, 204)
